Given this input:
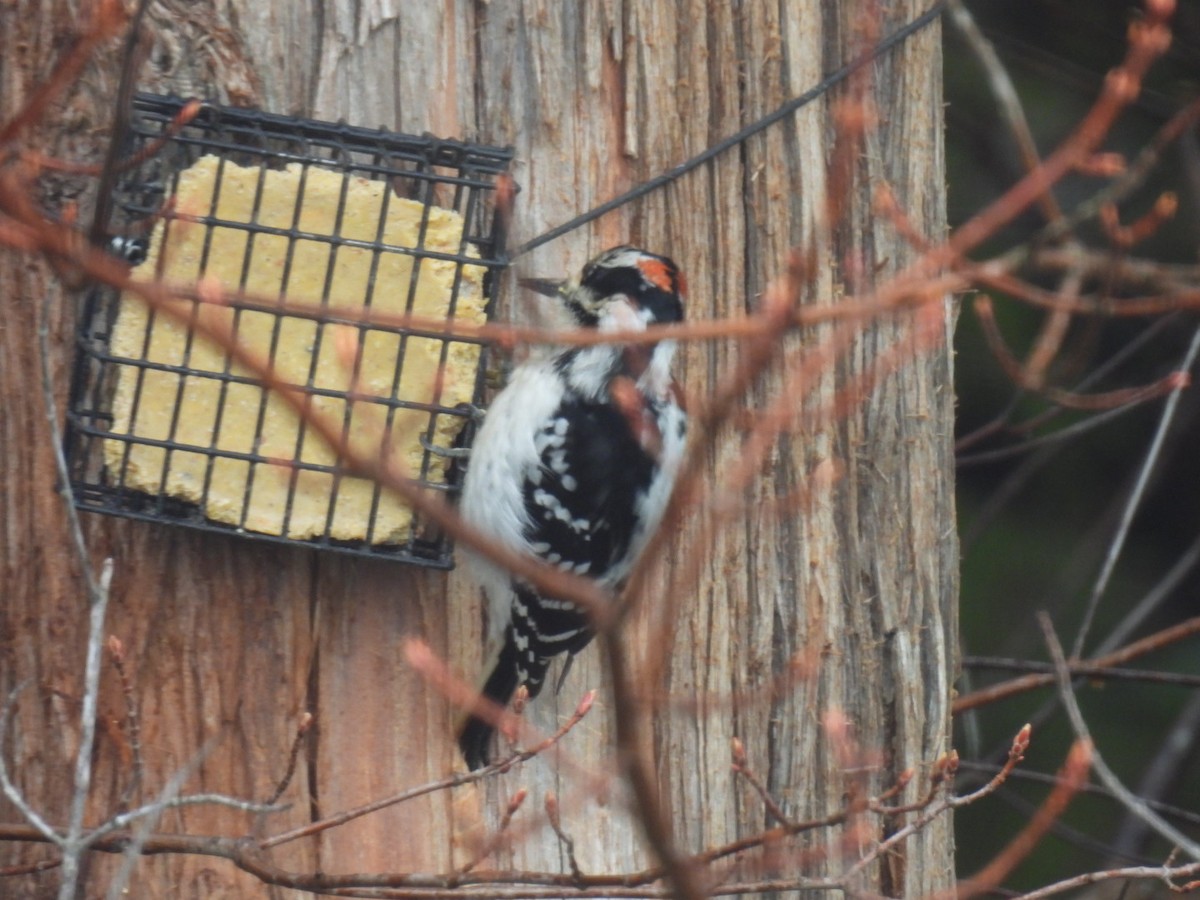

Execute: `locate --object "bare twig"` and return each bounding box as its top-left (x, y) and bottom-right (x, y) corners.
top-left (60, 558), bottom-right (113, 900)
top-left (956, 759), bottom-right (1200, 831)
top-left (1012, 859), bottom-right (1200, 900)
top-left (944, 0), bottom-right (1173, 262)
top-left (90, 792), bottom-right (288, 846)
top-left (731, 737), bottom-right (794, 828)
top-left (0, 0), bottom-right (126, 146)
top-left (954, 615), bottom-right (1200, 714)
top-left (1095, 531), bottom-right (1200, 655)
top-left (258, 688), bottom-right (593, 851)
top-left (1029, 93), bottom-right (1200, 255)
top-left (1038, 612), bottom-right (1200, 861)
top-left (971, 295), bottom-right (1185, 410)
top-left (956, 397), bottom-right (1165, 467)
top-left (1071, 324), bottom-right (1200, 657)
top-left (0, 856), bottom-right (62, 877)
top-left (544, 792), bottom-right (585, 884)
top-left (963, 657), bottom-right (1200, 689)
top-left (0, 682), bottom-right (60, 842)
top-left (602, 629), bottom-right (705, 900)
top-left (101, 738), bottom-right (281, 900)
top-left (947, 0), bottom-right (1062, 223)
top-left (1109, 689), bottom-right (1200, 860)
top-left (956, 739), bottom-right (1092, 899)
top-left (458, 789), bottom-right (527, 875)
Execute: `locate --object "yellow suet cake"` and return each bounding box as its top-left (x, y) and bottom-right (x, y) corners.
top-left (105, 155), bottom-right (486, 542)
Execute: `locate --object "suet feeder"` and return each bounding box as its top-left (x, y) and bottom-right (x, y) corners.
top-left (64, 94), bottom-right (512, 568)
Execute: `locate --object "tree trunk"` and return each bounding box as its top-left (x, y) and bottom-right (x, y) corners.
top-left (0, 1), bottom-right (955, 896)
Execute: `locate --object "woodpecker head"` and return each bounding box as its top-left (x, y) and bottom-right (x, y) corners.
top-left (524, 246), bottom-right (686, 329)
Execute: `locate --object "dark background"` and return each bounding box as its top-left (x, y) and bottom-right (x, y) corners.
top-left (948, 0), bottom-right (1200, 885)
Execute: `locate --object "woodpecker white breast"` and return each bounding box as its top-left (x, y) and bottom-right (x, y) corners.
top-left (457, 245), bottom-right (688, 769)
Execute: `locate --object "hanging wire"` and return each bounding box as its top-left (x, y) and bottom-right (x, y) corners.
top-left (514, 1), bottom-right (947, 258)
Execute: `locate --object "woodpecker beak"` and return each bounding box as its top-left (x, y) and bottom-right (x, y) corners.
top-left (518, 277), bottom-right (566, 298)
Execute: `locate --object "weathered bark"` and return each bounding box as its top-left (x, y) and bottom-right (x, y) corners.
top-left (0, 1), bottom-right (955, 896)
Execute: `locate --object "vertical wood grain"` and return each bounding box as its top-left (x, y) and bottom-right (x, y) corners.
top-left (0, 0), bottom-right (955, 895)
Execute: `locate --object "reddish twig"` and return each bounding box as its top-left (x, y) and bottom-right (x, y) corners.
top-left (544, 792), bottom-right (585, 884)
top-left (22, 99), bottom-right (203, 177)
top-left (1099, 192), bottom-right (1178, 250)
top-left (0, 855), bottom-right (62, 877)
top-left (972, 294), bottom-right (1189, 410)
top-left (954, 615), bottom-right (1200, 713)
top-left (258, 690), bottom-right (592, 851)
top-left (944, 0), bottom-right (1174, 262)
top-left (0, 0), bottom-right (127, 147)
top-left (458, 788), bottom-right (528, 876)
top-left (956, 739), bottom-right (1093, 899)
top-left (731, 737), bottom-right (794, 829)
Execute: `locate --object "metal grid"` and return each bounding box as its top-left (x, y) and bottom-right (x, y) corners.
top-left (65, 94), bottom-right (512, 568)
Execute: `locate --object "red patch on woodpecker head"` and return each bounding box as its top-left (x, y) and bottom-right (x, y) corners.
top-left (637, 257), bottom-right (676, 294)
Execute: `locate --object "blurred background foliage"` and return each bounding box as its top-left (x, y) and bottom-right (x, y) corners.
top-left (947, 0), bottom-right (1200, 887)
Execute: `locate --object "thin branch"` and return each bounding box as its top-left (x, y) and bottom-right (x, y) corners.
top-left (943, 0), bottom-right (1173, 262)
top-left (259, 689), bottom-right (593, 851)
top-left (1012, 859), bottom-right (1200, 900)
top-left (963, 657), bottom-right (1200, 689)
top-left (0, 682), bottom-right (61, 843)
top-left (458, 789), bottom-right (527, 876)
top-left (35, 242), bottom-right (104, 604)
top-left (954, 615), bottom-right (1200, 714)
top-left (89, 793), bottom-right (288, 847)
top-left (1038, 611), bottom-right (1200, 861)
top-left (946, 0), bottom-right (1062, 222)
top-left (1109, 689), bottom-right (1200, 860)
top-left (61, 557), bottom-right (113, 900)
top-left (1027, 93), bottom-right (1200, 256)
top-left (731, 738), bottom-right (794, 829)
top-left (956, 397), bottom-right (1164, 467)
top-left (0, 856), bottom-right (62, 877)
top-left (1094, 530), bottom-right (1200, 657)
top-left (0, 0), bottom-right (126, 145)
top-left (971, 294), bottom-right (1184, 411)
top-left (602, 630), bottom-right (705, 900)
top-left (100, 738), bottom-right (263, 900)
top-left (1071, 324), bottom-right (1200, 657)
top-left (956, 760), bottom-right (1200, 832)
top-left (544, 792), bottom-right (584, 885)
top-left (956, 739), bottom-right (1092, 899)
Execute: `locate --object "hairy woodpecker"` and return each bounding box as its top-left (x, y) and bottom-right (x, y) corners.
top-left (457, 245), bottom-right (688, 769)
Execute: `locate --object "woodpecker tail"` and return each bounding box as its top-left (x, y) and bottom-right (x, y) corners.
top-left (459, 636), bottom-right (520, 770)
top-left (458, 586), bottom-right (594, 769)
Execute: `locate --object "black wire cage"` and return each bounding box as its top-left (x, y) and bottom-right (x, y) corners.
top-left (65, 94), bottom-right (512, 568)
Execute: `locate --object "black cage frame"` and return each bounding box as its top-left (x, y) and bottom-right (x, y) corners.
top-left (64, 94), bottom-right (512, 568)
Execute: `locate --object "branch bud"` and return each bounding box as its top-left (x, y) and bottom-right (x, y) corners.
top-left (506, 788), bottom-right (528, 815)
top-left (544, 790), bottom-right (561, 828)
top-left (574, 689), bottom-right (596, 718)
top-left (731, 736), bottom-right (747, 769)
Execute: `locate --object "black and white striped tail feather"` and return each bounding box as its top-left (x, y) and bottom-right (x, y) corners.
top-left (457, 585), bottom-right (591, 769)
top-left (457, 633), bottom-right (523, 771)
